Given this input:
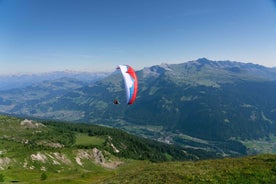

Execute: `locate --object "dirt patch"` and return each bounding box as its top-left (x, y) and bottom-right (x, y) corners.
top-left (37, 140), bottom-right (64, 148)
top-left (31, 152), bottom-right (47, 163)
top-left (20, 119), bottom-right (46, 129)
top-left (75, 148), bottom-right (123, 169)
top-left (93, 148), bottom-right (106, 164)
top-left (52, 152), bottom-right (71, 165)
top-left (0, 157), bottom-right (12, 170)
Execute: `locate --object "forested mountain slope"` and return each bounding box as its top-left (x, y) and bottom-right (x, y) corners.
top-left (1, 58), bottom-right (276, 156)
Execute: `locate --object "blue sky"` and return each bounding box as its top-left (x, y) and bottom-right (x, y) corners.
top-left (0, 0), bottom-right (275, 75)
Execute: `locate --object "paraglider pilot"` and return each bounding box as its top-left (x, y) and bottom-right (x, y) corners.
top-left (113, 99), bottom-right (119, 104)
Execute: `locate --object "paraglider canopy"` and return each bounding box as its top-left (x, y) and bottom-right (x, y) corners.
top-left (116, 65), bottom-right (138, 105)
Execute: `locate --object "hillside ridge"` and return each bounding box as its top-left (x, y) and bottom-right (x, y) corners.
top-left (0, 114), bottom-right (275, 183)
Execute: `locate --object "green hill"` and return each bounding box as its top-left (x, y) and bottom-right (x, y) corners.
top-left (99, 154), bottom-right (276, 184)
top-left (0, 115), bottom-right (275, 183)
top-left (0, 114), bottom-right (210, 183)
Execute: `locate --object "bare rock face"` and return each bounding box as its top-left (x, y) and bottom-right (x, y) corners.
top-left (92, 148), bottom-right (105, 164)
top-left (0, 157), bottom-right (12, 170)
top-left (75, 148), bottom-right (123, 169)
top-left (20, 119), bottom-right (45, 129)
top-left (31, 153), bottom-right (47, 163)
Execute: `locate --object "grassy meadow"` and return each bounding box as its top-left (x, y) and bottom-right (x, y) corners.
top-left (0, 115), bottom-right (275, 183)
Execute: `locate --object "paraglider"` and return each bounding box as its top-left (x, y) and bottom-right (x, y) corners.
top-left (116, 65), bottom-right (138, 105)
top-left (113, 99), bottom-right (120, 104)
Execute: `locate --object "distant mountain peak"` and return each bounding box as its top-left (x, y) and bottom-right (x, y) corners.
top-left (142, 63), bottom-right (172, 77)
top-left (187, 58), bottom-right (218, 68)
top-left (186, 58), bottom-right (268, 70)
top-left (140, 58), bottom-right (276, 82)
top-left (196, 57), bottom-right (211, 63)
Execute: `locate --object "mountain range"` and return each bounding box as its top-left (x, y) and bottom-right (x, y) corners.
top-left (1, 58), bottom-right (276, 156)
top-left (0, 71), bottom-right (110, 90)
